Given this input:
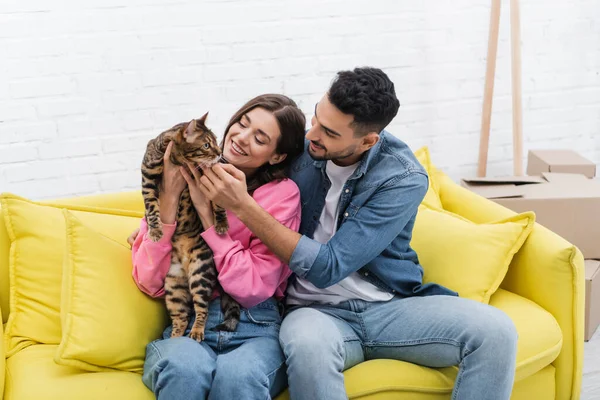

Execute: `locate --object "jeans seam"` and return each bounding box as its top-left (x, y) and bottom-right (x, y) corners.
top-left (149, 341), bottom-right (163, 359)
top-left (452, 347), bottom-right (472, 400)
top-left (365, 338), bottom-right (466, 347)
top-left (264, 360), bottom-right (285, 397)
top-left (364, 338), bottom-right (470, 363)
top-left (357, 312), bottom-right (369, 343)
top-left (265, 361), bottom-right (285, 380)
top-left (147, 341), bottom-right (165, 394)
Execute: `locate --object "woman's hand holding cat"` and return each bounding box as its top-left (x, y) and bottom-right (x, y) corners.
top-left (161, 141), bottom-right (187, 200)
top-left (181, 163), bottom-right (214, 229)
top-left (159, 141), bottom-right (187, 224)
top-left (127, 228), bottom-right (140, 248)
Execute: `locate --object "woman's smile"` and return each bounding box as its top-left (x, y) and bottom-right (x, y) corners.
top-left (231, 141), bottom-right (248, 156)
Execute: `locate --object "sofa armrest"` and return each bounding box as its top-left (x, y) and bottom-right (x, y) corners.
top-left (1, 307), bottom-right (5, 400)
top-left (436, 171), bottom-right (584, 400)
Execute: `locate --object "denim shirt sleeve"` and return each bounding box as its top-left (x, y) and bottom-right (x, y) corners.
top-left (289, 171), bottom-right (428, 288)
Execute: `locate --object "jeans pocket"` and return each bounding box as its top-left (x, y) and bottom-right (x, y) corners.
top-left (244, 307), bottom-right (282, 326)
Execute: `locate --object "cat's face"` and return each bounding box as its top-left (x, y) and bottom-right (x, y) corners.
top-left (171, 112), bottom-right (221, 168)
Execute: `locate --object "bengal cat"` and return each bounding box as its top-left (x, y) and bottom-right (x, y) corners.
top-left (141, 113), bottom-right (241, 342)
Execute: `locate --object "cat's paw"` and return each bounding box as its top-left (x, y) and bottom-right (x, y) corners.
top-left (189, 327), bottom-right (205, 342)
top-left (215, 318), bottom-right (239, 332)
top-left (148, 226), bottom-right (163, 242)
top-left (214, 220), bottom-right (229, 235)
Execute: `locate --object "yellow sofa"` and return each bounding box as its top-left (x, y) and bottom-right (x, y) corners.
top-left (0, 167), bottom-right (584, 400)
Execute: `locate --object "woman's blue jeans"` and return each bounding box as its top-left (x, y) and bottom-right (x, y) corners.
top-left (142, 297), bottom-right (285, 400)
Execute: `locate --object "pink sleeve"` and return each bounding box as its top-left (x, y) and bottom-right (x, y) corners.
top-left (131, 218), bottom-right (176, 298)
top-left (201, 181), bottom-right (301, 309)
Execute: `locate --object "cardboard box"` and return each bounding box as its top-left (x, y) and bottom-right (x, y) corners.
top-left (528, 150), bottom-right (596, 178)
top-left (462, 172), bottom-right (600, 258)
top-left (585, 259), bottom-right (600, 341)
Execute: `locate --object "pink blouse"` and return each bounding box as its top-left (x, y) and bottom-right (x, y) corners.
top-left (131, 178), bottom-right (301, 309)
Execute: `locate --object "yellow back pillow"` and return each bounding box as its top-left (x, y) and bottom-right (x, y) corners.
top-left (0, 194), bottom-right (143, 357)
top-left (413, 146), bottom-right (443, 209)
top-left (56, 210), bottom-right (168, 372)
top-left (411, 205), bottom-right (535, 303)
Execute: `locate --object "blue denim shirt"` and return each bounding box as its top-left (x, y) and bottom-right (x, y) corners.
top-left (288, 130), bottom-right (458, 299)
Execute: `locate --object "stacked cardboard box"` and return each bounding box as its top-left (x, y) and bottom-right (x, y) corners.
top-left (462, 150), bottom-right (599, 340)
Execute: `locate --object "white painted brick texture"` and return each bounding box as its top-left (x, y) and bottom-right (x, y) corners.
top-left (0, 0), bottom-right (598, 200)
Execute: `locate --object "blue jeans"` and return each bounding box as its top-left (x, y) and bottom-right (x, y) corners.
top-left (279, 295), bottom-right (518, 400)
top-left (142, 297), bottom-right (286, 400)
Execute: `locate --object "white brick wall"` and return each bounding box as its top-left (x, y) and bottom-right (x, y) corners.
top-left (0, 0), bottom-right (599, 200)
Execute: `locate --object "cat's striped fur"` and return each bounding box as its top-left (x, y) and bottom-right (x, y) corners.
top-left (141, 113), bottom-right (241, 341)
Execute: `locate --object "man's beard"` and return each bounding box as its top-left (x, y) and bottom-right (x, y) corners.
top-left (308, 141), bottom-right (358, 161)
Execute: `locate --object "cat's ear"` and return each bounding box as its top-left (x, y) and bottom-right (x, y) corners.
top-left (198, 112), bottom-right (209, 126)
top-left (183, 119), bottom-right (196, 139)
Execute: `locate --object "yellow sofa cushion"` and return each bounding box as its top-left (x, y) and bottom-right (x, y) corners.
top-left (411, 206), bottom-right (535, 303)
top-left (0, 306), bottom-right (5, 398)
top-left (274, 289), bottom-right (560, 400)
top-left (0, 193), bottom-right (143, 357)
top-left (0, 206), bottom-right (9, 324)
top-left (55, 210), bottom-right (167, 372)
top-left (44, 190), bottom-right (144, 215)
top-left (492, 289), bottom-right (562, 381)
top-left (432, 169), bottom-right (583, 400)
top-left (413, 146), bottom-right (443, 209)
top-left (4, 344), bottom-right (153, 400)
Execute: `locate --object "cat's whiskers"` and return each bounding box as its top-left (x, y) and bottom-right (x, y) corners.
top-left (191, 155), bottom-right (228, 172)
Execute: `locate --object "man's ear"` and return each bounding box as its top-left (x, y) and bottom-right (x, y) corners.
top-left (361, 132), bottom-right (379, 151)
top-left (269, 153), bottom-right (287, 165)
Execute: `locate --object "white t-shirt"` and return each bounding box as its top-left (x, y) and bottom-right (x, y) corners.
top-left (286, 160), bottom-right (394, 306)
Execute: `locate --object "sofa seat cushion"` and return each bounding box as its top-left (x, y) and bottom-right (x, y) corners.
top-left (4, 344), bottom-right (153, 400)
top-left (5, 291), bottom-right (560, 400)
top-left (274, 289), bottom-right (561, 400)
top-left (491, 289), bottom-right (562, 381)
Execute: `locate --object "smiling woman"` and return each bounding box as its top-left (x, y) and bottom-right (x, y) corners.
top-left (129, 92), bottom-right (307, 400)
top-left (220, 94), bottom-right (307, 191)
top-left (223, 107), bottom-right (282, 174)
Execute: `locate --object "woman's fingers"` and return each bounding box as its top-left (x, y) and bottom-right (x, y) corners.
top-left (186, 162), bottom-right (203, 182)
top-left (163, 141), bottom-right (173, 162)
top-left (202, 165), bottom-right (220, 185)
top-left (200, 174), bottom-right (216, 195)
top-left (197, 183), bottom-right (210, 198)
top-left (127, 228), bottom-right (140, 247)
top-left (218, 163), bottom-right (246, 181)
top-left (180, 167), bottom-right (193, 185)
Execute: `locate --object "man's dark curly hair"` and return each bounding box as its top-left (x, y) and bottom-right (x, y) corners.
top-left (328, 67), bottom-right (400, 137)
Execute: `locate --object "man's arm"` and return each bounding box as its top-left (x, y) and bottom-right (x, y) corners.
top-left (198, 163), bottom-right (301, 263)
top-left (234, 196), bottom-right (301, 264)
top-left (290, 172), bottom-right (427, 288)
top-left (200, 163), bottom-right (427, 289)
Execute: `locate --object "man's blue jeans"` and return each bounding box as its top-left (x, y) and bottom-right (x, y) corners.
top-left (279, 295), bottom-right (518, 400)
top-left (142, 297), bottom-right (286, 400)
